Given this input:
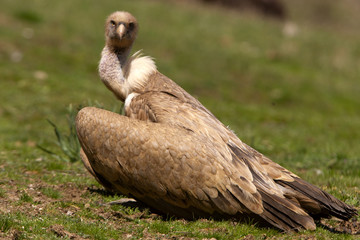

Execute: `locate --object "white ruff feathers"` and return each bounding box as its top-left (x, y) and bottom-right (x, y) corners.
top-left (124, 50), bottom-right (157, 93)
top-left (124, 92), bottom-right (139, 111)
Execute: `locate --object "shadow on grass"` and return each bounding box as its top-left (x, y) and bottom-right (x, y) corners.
top-left (318, 217), bottom-right (360, 235)
top-left (86, 186), bottom-right (283, 232)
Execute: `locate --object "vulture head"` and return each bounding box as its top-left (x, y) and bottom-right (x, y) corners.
top-left (105, 11), bottom-right (138, 50)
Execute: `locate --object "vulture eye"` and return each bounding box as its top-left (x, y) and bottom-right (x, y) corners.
top-left (110, 20), bottom-right (116, 26)
top-left (128, 22), bottom-right (135, 31)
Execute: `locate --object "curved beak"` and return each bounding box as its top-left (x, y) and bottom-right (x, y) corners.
top-left (117, 24), bottom-right (126, 39)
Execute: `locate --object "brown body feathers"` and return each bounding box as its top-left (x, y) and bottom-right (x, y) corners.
top-left (76, 11), bottom-right (357, 231)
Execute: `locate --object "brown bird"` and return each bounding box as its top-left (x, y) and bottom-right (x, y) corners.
top-left (76, 11), bottom-right (357, 231)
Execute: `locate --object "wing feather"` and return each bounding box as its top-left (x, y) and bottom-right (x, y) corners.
top-left (122, 88), bottom-right (321, 230)
top-left (78, 72), bottom-right (357, 231)
top-left (77, 107), bottom-right (262, 217)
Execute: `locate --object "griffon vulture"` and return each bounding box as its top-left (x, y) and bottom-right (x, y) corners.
top-left (76, 11), bottom-right (357, 231)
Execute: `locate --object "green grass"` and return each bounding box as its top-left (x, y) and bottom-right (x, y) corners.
top-left (0, 215), bottom-right (15, 233)
top-left (19, 193), bottom-right (33, 203)
top-left (40, 187), bottom-right (62, 199)
top-left (0, 0), bottom-right (359, 239)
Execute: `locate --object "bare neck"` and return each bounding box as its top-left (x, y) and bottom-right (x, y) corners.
top-left (99, 45), bottom-right (132, 101)
top-left (99, 43), bottom-right (157, 102)
top-left (111, 46), bottom-right (132, 66)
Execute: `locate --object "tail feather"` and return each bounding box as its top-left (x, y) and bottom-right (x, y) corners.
top-left (276, 178), bottom-right (358, 220)
top-left (258, 189), bottom-right (316, 231)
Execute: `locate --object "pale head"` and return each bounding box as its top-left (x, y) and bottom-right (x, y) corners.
top-left (105, 11), bottom-right (138, 50)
